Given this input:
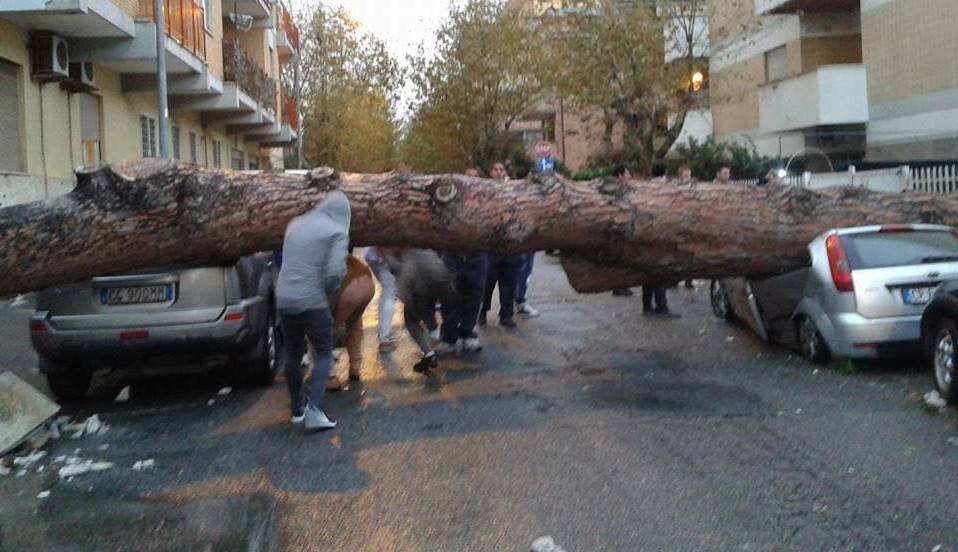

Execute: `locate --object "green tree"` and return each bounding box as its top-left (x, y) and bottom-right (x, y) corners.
top-left (402, 0), bottom-right (551, 173)
top-left (285, 3), bottom-right (402, 172)
top-left (544, 0), bottom-right (709, 176)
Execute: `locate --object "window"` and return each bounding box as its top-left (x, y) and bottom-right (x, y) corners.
top-left (0, 58), bottom-right (24, 172)
top-left (189, 131), bottom-right (197, 164)
top-left (249, 157), bottom-right (259, 170)
top-left (200, 136), bottom-right (208, 166)
top-left (172, 126), bottom-right (181, 160)
top-left (765, 45), bottom-right (788, 83)
top-left (203, 0), bottom-right (213, 32)
top-left (79, 93), bottom-right (101, 167)
top-left (230, 148), bottom-right (245, 170)
top-left (212, 140), bottom-right (222, 168)
top-left (140, 115), bottom-right (157, 157)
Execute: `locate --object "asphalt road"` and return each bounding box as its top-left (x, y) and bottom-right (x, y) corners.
top-left (1, 254), bottom-right (957, 551)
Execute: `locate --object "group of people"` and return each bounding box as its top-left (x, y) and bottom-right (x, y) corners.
top-left (273, 163), bottom-right (541, 433)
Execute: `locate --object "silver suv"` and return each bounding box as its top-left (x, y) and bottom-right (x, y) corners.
top-left (29, 255), bottom-right (278, 400)
top-left (710, 224), bottom-right (958, 363)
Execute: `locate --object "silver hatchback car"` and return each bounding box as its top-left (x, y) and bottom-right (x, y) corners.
top-left (29, 255), bottom-right (279, 400)
top-left (711, 224), bottom-right (958, 363)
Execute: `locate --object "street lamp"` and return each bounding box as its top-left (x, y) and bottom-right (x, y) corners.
top-left (691, 71), bottom-right (704, 92)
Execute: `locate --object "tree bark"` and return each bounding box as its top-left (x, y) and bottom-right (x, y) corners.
top-left (2, 158), bottom-right (958, 297)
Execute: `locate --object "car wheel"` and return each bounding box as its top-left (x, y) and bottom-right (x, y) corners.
top-left (42, 359), bottom-right (92, 401)
top-left (798, 316), bottom-right (831, 365)
top-left (238, 311), bottom-right (279, 386)
top-left (710, 280), bottom-right (734, 320)
top-left (931, 318), bottom-right (958, 402)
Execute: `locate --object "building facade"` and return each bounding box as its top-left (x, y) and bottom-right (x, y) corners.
top-left (709, 0), bottom-right (958, 168)
top-left (0, 0), bottom-right (299, 207)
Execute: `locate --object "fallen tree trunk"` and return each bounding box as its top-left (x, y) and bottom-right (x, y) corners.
top-left (1, 158), bottom-right (957, 297)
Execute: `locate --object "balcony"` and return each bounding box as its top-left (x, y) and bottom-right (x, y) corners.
top-left (759, 64), bottom-right (868, 134)
top-left (0, 0), bottom-right (135, 37)
top-left (224, 40), bottom-right (277, 110)
top-left (223, 0), bottom-right (271, 21)
top-left (756, 0), bottom-right (859, 15)
top-left (276, 5), bottom-right (299, 59)
top-left (138, 0), bottom-right (206, 61)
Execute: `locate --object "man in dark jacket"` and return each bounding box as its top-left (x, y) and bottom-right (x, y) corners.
top-left (391, 249), bottom-right (457, 374)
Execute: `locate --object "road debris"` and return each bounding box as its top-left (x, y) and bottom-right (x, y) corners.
top-left (217, 387), bottom-right (232, 396)
top-left (923, 390), bottom-right (947, 410)
top-left (114, 386), bottom-right (131, 403)
top-left (725, 336), bottom-right (734, 342)
top-left (36, 490), bottom-right (50, 499)
top-left (58, 458), bottom-right (115, 479)
top-left (0, 372), bottom-right (60, 456)
top-left (207, 399), bottom-right (216, 406)
top-left (62, 414), bottom-right (110, 439)
top-left (947, 437), bottom-right (958, 446)
top-left (13, 450), bottom-right (46, 469)
top-left (132, 459), bottom-right (155, 471)
top-left (531, 536), bottom-right (567, 552)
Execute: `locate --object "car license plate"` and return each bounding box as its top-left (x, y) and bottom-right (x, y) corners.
top-left (901, 287), bottom-right (933, 305)
top-left (100, 285), bottom-right (171, 306)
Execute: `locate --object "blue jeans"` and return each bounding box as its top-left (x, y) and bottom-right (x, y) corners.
top-left (516, 253), bottom-right (535, 305)
top-left (279, 307), bottom-right (333, 415)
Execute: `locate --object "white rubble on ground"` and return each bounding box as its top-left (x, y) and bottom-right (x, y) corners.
top-left (923, 390), bottom-right (947, 409)
top-left (531, 536), bottom-right (567, 552)
top-left (0, 465), bottom-right (10, 476)
top-left (36, 490), bottom-right (50, 499)
top-left (13, 450), bottom-right (46, 469)
top-left (58, 414), bottom-right (110, 439)
top-left (217, 387), bottom-right (232, 396)
top-left (132, 459), bottom-right (155, 471)
top-left (947, 437), bottom-right (958, 446)
top-left (58, 458), bottom-right (115, 478)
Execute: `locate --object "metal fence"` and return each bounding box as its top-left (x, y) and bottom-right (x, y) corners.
top-left (730, 164), bottom-right (958, 196)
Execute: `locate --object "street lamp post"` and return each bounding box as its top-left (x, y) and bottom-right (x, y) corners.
top-left (154, 0), bottom-right (170, 157)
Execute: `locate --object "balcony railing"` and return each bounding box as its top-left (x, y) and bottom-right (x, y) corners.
top-left (281, 6), bottom-right (300, 49)
top-left (138, 0), bottom-right (207, 61)
top-left (224, 41), bottom-right (278, 110)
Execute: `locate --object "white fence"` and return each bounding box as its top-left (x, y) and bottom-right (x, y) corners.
top-left (730, 164), bottom-right (958, 195)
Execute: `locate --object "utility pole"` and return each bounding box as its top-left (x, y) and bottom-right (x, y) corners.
top-left (155, 0), bottom-right (170, 157)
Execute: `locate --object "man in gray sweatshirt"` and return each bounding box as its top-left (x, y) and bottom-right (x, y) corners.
top-left (276, 191), bottom-right (350, 432)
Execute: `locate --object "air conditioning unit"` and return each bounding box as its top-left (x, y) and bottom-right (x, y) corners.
top-left (32, 33), bottom-right (69, 82)
top-left (65, 61), bottom-right (97, 92)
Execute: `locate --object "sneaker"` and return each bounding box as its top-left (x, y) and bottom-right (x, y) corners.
top-left (303, 406), bottom-right (336, 432)
top-left (462, 337), bottom-right (482, 352)
top-left (290, 410), bottom-right (306, 424)
top-left (435, 341), bottom-right (459, 355)
top-left (428, 328), bottom-right (441, 341)
top-left (500, 317), bottom-right (517, 328)
top-left (413, 352), bottom-right (439, 373)
top-left (517, 303), bottom-right (540, 317)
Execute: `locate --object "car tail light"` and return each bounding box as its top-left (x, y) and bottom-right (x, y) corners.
top-left (825, 235), bottom-right (854, 293)
top-left (224, 312), bottom-right (244, 322)
top-left (879, 224), bottom-right (913, 233)
top-left (30, 322), bottom-right (47, 334)
top-left (120, 330), bottom-right (149, 341)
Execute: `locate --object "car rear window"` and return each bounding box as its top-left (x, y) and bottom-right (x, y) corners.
top-left (842, 230), bottom-right (958, 270)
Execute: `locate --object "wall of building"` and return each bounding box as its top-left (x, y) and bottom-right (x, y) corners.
top-left (862, 0), bottom-right (958, 160)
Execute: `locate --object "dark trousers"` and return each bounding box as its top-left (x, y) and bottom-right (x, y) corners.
top-left (440, 253), bottom-right (488, 343)
top-left (279, 307), bottom-right (333, 415)
top-left (482, 254), bottom-right (522, 321)
top-left (515, 253), bottom-right (535, 305)
top-left (642, 286), bottom-right (668, 313)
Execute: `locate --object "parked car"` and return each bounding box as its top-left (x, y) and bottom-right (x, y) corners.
top-left (710, 224), bottom-right (958, 364)
top-left (29, 254), bottom-right (279, 400)
top-left (920, 281), bottom-right (958, 403)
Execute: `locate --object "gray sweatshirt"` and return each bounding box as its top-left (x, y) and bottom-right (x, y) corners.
top-left (276, 191), bottom-right (351, 314)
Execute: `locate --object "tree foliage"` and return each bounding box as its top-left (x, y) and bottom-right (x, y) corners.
top-left (401, 0), bottom-right (551, 173)
top-left (283, 2), bottom-right (402, 172)
top-left (542, 0), bottom-right (709, 176)
top-left (676, 137), bottom-right (777, 181)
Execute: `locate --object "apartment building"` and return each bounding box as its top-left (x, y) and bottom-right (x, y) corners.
top-left (710, 0), bottom-right (958, 167)
top-left (0, 0), bottom-right (299, 207)
top-left (509, 0), bottom-right (711, 172)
